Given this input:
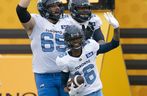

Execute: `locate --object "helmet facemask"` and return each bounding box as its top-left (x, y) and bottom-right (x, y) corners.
top-left (67, 36), bottom-right (84, 50)
top-left (69, 0), bottom-right (92, 23)
top-left (37, 0), bottom-right (64, 22)
top-left (64, 25), bottom-right (85, 50)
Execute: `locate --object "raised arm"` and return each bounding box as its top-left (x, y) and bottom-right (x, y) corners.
top-left (93, 28), bottom-right (105, 44)
top-left (16, 0), bottom-right (35, 35)
top-left (97, 12), bottom-right (120, 54)
top-left (104, 12), bottom-right (120, 41)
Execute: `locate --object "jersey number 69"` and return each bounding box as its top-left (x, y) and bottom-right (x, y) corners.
top-left (41, 32), bottom-right (66, 52)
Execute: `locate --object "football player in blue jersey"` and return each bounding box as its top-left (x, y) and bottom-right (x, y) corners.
top-left (56, 12), bottom-right (120, 96)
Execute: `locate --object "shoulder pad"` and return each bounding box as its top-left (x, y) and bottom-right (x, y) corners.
top-left (61, 14), bottom-right (70, 19)
top-left (91, 14), bottom-right (97, 18)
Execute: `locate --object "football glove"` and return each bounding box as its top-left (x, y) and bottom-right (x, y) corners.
top-left (104, 12), bottom-right (119, 29)
top-left (68, 83), bottom-right (84, 96)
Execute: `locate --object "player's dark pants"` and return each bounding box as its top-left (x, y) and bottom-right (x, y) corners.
top-left (34, 72), bottom-right (69, 96)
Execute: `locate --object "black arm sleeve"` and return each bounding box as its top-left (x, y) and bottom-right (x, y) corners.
top-left (61, 71), bottom-right (70, 87)
top-left (97, 39), bottom-right (119, 55)
top-left (93, 28), bottom-right (105, 42)
top-left (16, 5), bottom-right (31, 23)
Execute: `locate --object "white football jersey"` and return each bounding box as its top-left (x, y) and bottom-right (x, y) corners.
top-left (29, 14), bottom-right (71, 73)
top-left (67, 14), bottom-right (102, 32)
top-left (56, 39), bottom-right (102, 96)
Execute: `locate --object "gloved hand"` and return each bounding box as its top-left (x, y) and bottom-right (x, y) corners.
top-left (104, 12), bottom-right (119, 29)
top-left (68, 82), bottom-right (84, 96)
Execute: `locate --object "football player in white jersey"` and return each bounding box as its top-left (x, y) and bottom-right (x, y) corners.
top-left (56, 12), bottom-right (120, 96)
top-left (67, 0), bottom-right (105, 44)
top-left (16, 0), bottom-right (70, 96)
